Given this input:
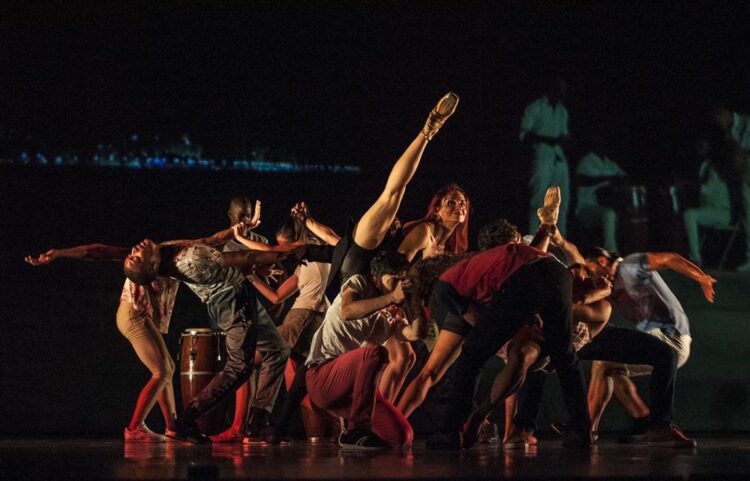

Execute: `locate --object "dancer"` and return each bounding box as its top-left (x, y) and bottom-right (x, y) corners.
top-left (265, 92), bottom-right (459, 445)
top-left (210, 197), bottom-right (291, 443)
top-left (305, 251), bottom-right (420, 450)
top-left (584, 247), bottom-right (715, 443)
top-left (397, 189), bottom-right (560, 420)
top-left (26, 226), bottom-right (303, 444)
top-left (474, 227), bottom-right (697, 449)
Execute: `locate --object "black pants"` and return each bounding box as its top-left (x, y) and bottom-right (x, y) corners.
top-left (440, 257), bottom-right (590, 433)
top-left (513, 325), bottom-right (679, 429)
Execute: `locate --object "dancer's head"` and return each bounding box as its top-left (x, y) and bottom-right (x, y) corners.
top-left (425, 183), bottom-right (470, 253)
top-left (228, 196), bottom-right (255, 225)
top-left (584, 247), bottom-right (622, 280)
top-left (402, 252), bottom-right (474, 330)
top-left (370, 250), bottom-right (410, 293)
top-left (123, 239), bottom-right (161, 285)
top-left (477, 218), bottom-right (522, 250)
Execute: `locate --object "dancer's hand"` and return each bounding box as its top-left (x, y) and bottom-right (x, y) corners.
top-left (244, 200), bottom-right (261, 230)
top-left (263, 266), bottom-right (285, 284)
top-left (699, 274), bottom-right (717, 303)
top-left (25, 249), bottom-right (58, 266)
top-left (291, 202), bottom-right (309, 221)
top-left (391, 278), bottom-right (412, 304)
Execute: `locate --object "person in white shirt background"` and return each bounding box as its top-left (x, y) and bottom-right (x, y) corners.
top-left (575, 135), bottom-right (628, 253)
top-left (520, 75), bottom-right (571, 236)
top-left (710, 105), bottom-right (750, 271)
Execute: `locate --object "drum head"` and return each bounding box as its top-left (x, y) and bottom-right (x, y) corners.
top-left (181, 328), bottom-right (225, 337)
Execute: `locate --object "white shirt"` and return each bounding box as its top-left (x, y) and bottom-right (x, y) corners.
top-left (575, 152), bottom-right (627, 212)
top-left (291, 261), bottom-right (331, 312)
top-left (519, 96), bottom-right (569, 161)
top-left (305, 275), bottom-right (406, 367)
top-left (731, 112), bottom-right (750, 150)
top-left (698, 161), bottom-right (730, 211)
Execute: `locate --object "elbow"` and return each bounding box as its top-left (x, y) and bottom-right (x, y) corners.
top-left (341, 306), bottom-right (358, 321)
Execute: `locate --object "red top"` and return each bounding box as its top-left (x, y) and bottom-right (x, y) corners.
top-left (438, 243), bottom-right (549, 306)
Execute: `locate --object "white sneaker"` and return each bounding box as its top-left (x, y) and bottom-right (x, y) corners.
top-left (124, 424), bottom-right (167, 442)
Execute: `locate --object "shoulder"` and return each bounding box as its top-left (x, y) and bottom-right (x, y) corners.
top-left (343, 274), bottom-right (371, 293)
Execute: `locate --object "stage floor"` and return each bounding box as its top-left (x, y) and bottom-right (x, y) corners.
top-left (1, 435), bottom-right (749, 481)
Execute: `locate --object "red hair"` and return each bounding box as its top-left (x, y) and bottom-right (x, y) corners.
top-left (405, 183), bottom-right (470, 254)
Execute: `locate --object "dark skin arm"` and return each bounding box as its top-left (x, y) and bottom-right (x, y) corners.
top-left (647, 252), bottom-right (717, 303)
top-left (221, 244), bottom-right (306, 274)
top-left (25, 244), bottom-right (130, 265)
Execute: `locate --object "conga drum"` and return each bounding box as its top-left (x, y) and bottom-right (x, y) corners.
top-left (598, 184), bottom-right (650, 253)
top-left (179, 328), bottom-right (230, 435)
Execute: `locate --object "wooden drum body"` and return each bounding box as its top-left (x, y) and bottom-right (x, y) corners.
top-left (179, 328), bottom-right (230, 435)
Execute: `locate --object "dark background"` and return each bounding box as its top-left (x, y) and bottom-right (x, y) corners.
top-left (2, 1), bottom-right (750, 436)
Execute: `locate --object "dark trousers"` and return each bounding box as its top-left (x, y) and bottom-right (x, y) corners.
top-left (189, 283), bottom-right (258, 416)
top-left (441, 257), bottom-right (590, 433)
top-left (513, 325), bottom-right (679, 429)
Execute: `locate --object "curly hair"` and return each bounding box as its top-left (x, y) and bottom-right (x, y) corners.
top-left (402, 252), bottom-right (474, 338)
top-left (477, 218), bottom-right (519, 251)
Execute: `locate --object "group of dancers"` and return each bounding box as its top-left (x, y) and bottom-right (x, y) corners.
top-left (26, 92), bottom-right (717, 451)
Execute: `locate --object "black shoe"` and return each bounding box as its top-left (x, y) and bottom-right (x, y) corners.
top-left (617, 417), bottom-right (649, 444)
top-left (562, 429), bottom-right (594, 450)
top-left (461, 411), bottom-right (484, 450)
top-left (169, 415), bottom-right (211, 445)
top-left (338, 427), bottom-right (389, 451)
top-left (246, 408), bottom-right (270, 442)
top-left (552, 422), bottom-right (598, 442)
top-left (426, 431), bottom-right (462, 450)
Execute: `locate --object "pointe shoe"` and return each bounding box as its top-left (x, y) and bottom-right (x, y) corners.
top-left (537, 186), bottom-right (561, 225)
top-left (421, 92), bottom-right (459, 141)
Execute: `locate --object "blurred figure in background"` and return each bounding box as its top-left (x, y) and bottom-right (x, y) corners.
top-left (520, 75), bottom-right (571, 235)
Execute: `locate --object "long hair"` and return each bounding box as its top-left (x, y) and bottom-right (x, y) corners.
top-left (276, 215), bottom-right (323, 245)
top-left (403, 183), bottom-right (470, 254)
top-left (403, 252), bottom-right (474, 338)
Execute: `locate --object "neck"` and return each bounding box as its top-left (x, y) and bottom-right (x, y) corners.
top-left (434, 220), bottom-right (459, 244)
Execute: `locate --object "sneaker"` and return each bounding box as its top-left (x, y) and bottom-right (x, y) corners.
top-left (502, 428), bottom-right (538, 450)
top-left (338, 427), bottom-right (389, 451)
top-left (647, 422), bottom-right (697, 448)
top-left (562, 429), bottom-right (595, 450)
top-left (209, 428), bottom-right (244, 443)
top-left (477, 420), bottom-right (499, 445)
top-left (425, 431), bottom-right (462, 450)
top-left (460, 411), bottom-right (485, 450)
top-left (617, 417), bottom-right (649, 443)
top-left (168, 417), bottom-right (211, 445)
top-left (421, 92), bottom-right (459, 141)
top-left (124, 424), bottom-right (166, 442)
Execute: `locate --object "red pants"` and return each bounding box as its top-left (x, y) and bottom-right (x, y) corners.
top-left (306, 345), bottom-right (413, 447)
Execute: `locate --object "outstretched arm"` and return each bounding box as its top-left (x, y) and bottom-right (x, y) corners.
top-left (221, 244), bottom-right (305, 272)
top-left (250, 273), bottom-right (299, 305)
top-left (305, 218), bottom-right (341, 246)
top-left (647, 252), bottom-right (716, 303)
top-left (25, 244), bottom-right (130, 266)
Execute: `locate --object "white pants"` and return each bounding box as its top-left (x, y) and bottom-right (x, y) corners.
top-left (528, 150), bottom-right (569, 235)
top-left (577, 204), bottom-right (618, 253)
